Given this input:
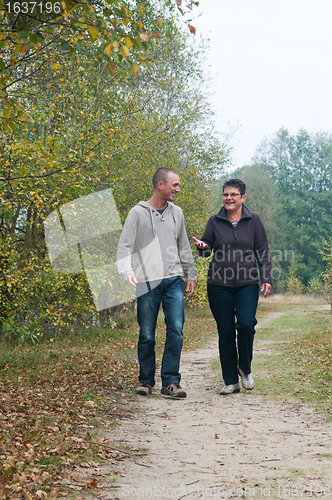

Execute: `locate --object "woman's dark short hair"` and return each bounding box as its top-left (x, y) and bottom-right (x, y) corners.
top-left (222, 178), bottom-right (246, 196)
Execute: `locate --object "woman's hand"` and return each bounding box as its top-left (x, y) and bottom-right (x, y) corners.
top-left (193, 236), bottom-right (208, 249)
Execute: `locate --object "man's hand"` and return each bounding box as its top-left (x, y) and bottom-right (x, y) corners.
top-left (125, 273), bottom-right (138, 288)
top-left (193, 236), bottom-right (208, 250)
top-left (185, 280), bottom-right (196, 297)
top-left (261, 283), bottom-right (272, 298)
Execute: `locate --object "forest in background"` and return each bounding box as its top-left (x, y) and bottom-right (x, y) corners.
top-left (212, 127), bottom-right (332, 298)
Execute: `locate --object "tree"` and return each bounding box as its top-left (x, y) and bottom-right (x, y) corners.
top-left (0, 15), bottom-right (229, 338)
top-left (252, 127), bottom-right (332, 285)
top-left (317, 238), bottom-right (332, 310)
top-left (0, 0), bottom-right (199, 131)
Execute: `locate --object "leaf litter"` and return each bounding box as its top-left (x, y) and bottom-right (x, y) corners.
top-left (0, 309), bottom-right (215, 498)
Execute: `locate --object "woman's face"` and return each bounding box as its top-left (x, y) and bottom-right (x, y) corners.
top-left (222, 186), bottom-right (246, 212)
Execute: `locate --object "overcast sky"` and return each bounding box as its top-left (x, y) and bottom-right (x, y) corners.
top-left (194, 0), bottom-right (332, 170)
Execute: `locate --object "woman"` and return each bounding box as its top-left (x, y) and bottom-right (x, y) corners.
top-left (193, 179), bottom-right (272, 394)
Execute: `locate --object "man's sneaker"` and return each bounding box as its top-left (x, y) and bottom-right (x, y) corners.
top-left (161, 383), bottom-right (187, 398)
top-left (219, 383), bottom-right (240, 395)
top-left (238, 368), bottom-right (255, 390)
top-left (135, 383), bottom-right (152, 396)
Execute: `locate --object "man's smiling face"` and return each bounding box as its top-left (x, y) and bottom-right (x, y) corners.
top-left (161, 173), bottom-right (180, 202)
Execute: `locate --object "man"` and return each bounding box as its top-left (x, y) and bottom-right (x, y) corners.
top-left (116, 168), bottom-right (196, 398)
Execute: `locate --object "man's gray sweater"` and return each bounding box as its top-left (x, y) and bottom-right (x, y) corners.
top-left (116, 201), bottom-right (196, 283)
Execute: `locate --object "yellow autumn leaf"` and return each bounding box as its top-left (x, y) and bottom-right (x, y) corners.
top-left (120, 45), bottom-right (130, 57)
top-left (156, 18), bottom-right (163, 27)
top-left (52, 63), bottom-right (61, 70)
top-left (15, 43), bottom-right (24, 54)
top-left (88, 26), bottom-right (99, 40)
top-left (124, 37), bottom-right (134, 48)
top-left (140, 33), bottom-right (149, 42)
top-left (188, 24), bottom-right (196, 34)
top-left (130, 63), bottom-right (140, 77)
top-left (105, 43), bottom-right (113, 56)
top-left (3, 108), bottom-right (11, 118)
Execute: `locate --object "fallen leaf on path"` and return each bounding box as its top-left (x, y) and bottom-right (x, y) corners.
top-left (85, 480), bottom-right (98, 489)
top-left (36, 491), bottom-right (47, 498)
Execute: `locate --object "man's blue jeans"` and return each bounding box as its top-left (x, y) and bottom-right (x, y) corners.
top-left (207, 284), bottom-right (259, 385)
top-left (136, 276), bottom-right (185, 387)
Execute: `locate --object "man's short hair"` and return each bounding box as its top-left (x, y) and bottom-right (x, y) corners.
top-left (152, 168), bottom-right (177, 188)
top-left (222, 178), bottom-right (246, 195)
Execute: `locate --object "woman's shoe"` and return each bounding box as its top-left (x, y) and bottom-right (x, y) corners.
top-left (219, 383), bottom-right (240, 395)
top-left (238, 368), bottom-right (254, 390)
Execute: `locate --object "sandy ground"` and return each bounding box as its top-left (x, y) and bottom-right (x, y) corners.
top-left (82, 335), bottom-right (332, 500)
top-left (65, 301), bottom-right (332, 500)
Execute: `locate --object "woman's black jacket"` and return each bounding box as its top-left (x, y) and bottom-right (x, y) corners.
top-left (197, 206), bottom-right (273, 287)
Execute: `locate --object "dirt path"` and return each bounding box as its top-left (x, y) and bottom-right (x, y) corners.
top-left (99, 335), bottom-right (332, 500)
top-left (66, 302), bottom-right (332, 500)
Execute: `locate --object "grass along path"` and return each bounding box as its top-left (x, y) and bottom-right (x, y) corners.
top-left (209, 294), bottom-right (332, 418)
top-left (253, 295), bottom-right (332, 417)
top-left (210, 294), bottom-right (332, 415)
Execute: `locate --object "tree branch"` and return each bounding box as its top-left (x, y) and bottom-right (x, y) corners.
top-left (0, 127), bottom-right (170, 182)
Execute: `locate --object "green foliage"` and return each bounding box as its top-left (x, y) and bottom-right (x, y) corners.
top-left (185, 255), bottom-right (210, 308)
top-left (284, 263), bottom-right (304, 295)
top-left (0, 315), bottom-right (38, 343)
top-left (317, 238), bottom-right (332, 309)
top-left (307, 276), bottom-right (332, 310)
top-left (242, 127), bottom-right (332, 286)
top-left (0, 0), bottom-right (200, 131)
top-left (0, 13), bottom-right (229, 339)
top-left (307, 276), bottom-right (322, 295)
